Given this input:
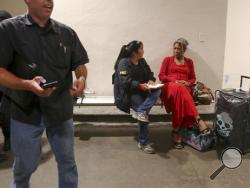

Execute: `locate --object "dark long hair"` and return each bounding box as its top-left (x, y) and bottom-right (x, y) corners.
top-left (0, 10), bottom-right (12, 22)
top-left (114, 40), bottom-right (143, 70)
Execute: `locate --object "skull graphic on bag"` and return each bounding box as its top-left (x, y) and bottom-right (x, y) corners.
top-left (216, 112), bottom-right (233, 137)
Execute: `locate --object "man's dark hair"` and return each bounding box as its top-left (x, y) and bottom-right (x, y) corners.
top-left (0, 10), bottom-right (12, 22)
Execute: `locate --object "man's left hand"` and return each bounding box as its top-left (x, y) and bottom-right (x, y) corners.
top-left (70, 77), bottom-right (85, 97)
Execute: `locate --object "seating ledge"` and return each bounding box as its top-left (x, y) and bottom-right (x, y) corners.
top-left (74, 95), bottom-right (162, 106)
top-left (73, 95), bottom-right (215, 115)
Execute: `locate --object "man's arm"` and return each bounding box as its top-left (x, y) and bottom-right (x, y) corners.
top-left (0, 68), bottom-right (30, 90)
top-left (70, 64), bottom-right (87, 97)
top-left (74, 64), bottom-right (87, 80)
top-left (0, 68), bottom-right (54, 97)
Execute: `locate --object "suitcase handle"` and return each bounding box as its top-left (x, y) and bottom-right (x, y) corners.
top-left (240, 75), bottom-right (250, 89)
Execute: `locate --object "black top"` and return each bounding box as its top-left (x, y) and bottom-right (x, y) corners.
top-left (119, 58), bottom-right (155, 93)
top-left (0, 14), bottom-right (89, 125)
top-left (112, 57), bottom-right (156, 113)
top-left (115, 57), bottom-right (155, 94)
top-left (130, 62), bottom-right (152, 85)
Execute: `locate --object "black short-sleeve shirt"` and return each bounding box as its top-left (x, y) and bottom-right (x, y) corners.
top-left (0, 14), bottom-right (89, 125)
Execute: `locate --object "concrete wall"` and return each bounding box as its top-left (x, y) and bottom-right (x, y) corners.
top-left (53, 0), bottom-right (227, 95)
top-left (0, 0), bottom-right (26, 16)
top-left (1, 0), bottom-right (228, 95)
top-left (223, 0), bottom-right (250, 90)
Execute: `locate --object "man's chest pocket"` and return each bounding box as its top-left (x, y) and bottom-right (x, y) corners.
top-left (54, 42), bottom-right (71, 69)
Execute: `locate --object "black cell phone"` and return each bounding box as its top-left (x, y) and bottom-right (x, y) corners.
top-left (40, 81), bottom-right (58, 89)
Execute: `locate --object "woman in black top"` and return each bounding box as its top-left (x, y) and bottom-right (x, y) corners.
top-left (114, 40), bottom-right (161, 154)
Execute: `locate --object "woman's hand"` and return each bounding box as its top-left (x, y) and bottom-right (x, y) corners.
top-left (147, 80), bottom-right (156, 85)
top-left (139, 83), bottom-right (150, 91)
top-left (176, 80), bottom-right (190, 87)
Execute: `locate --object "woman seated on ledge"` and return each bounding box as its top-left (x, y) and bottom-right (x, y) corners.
top-left (114, 40), bottom-right (161, 154)
top-left (158, 38), bottom-right (210, 149)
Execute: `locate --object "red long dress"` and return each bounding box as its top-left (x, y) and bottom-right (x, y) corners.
top-left (158, 56), bottom-right (198, 129)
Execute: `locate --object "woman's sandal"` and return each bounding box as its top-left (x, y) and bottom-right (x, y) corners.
top-left (197, 118), bottom-right (211, 135)
top-left (172, 130), bottom-right (184, 149)
top-left (200, 128), bottom-right (211, 136)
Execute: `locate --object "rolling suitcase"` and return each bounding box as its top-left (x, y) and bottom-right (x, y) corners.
top-left (215, 76), bottom-right (250, 154)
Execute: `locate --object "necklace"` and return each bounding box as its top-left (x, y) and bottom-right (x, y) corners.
top-left (174, 57), bottom-right (184, 65)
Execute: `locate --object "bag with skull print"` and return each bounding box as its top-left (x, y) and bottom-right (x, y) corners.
top-left (215, 89), bottom-right (250, 153)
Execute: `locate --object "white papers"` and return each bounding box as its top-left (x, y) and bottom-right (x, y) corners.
top-left (146, 83), bottom-right (164, 89)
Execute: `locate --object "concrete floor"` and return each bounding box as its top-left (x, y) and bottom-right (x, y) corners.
top-left (1, 122), bottom-right (250, 188)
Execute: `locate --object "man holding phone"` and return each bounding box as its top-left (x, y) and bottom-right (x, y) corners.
top-left (40, 80), bottom-right (58, 89)
top-left (0, 0), bottom-right (88, 187)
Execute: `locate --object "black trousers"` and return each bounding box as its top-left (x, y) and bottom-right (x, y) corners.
top-left (1, 119), bottom-right (10, 141)
top-left (0, 96), bottom-right (11, 148)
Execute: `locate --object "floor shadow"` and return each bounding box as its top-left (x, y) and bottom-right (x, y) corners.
top-left (75, 125), bottom-right (181, 160)
top-left (74, 123), bottom-right (221, 164)
top-left (39, 138), bottom-right (54, 165)
top-left (0, 152), bottom-right (14, 170)
top-left (0, 137), bottom-right (53, 170)
top-left (133, 127), bottom-right (173, 159)
top-left (75, 126), bottom-right (138, 141)
top-left (242, 153), bottom-right (250, 159)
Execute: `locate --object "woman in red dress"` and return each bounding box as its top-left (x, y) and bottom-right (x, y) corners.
top-left (158, 38), bottom-right (210, 149)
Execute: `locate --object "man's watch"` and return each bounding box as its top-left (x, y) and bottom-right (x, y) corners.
top-left (78, 76), bottom-right (86, 82)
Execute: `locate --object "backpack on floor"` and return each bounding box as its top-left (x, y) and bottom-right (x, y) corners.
top-left (180, 125), bottom-right (215, 151)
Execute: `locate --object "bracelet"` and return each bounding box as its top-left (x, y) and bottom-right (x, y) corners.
top-left (78, 76), bottom-right (86, 82)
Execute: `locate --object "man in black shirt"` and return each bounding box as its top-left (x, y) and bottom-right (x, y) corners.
top-left (0, 10), bottom-right (12, 153)
top-left (0, 10), bottom-right (12, 162)
top-left (0, 1), bottom-right (89, 187)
